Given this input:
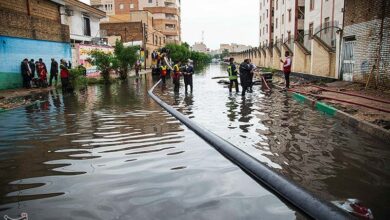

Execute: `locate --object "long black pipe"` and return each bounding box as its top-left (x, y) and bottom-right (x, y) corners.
top-left (148, 80), bottom-right (353, 220)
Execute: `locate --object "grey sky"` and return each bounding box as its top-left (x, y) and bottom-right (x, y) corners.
top-left (182, 0), bottom-right (259, 50)
top-left (81, 0), bottom-right (260, 50)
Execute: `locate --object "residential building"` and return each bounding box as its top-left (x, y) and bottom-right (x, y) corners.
top-left (61, 0), bottom-right (107, 44)
top-left (91, 0), bottom-right (181, 43)
top-left (304, 0), bottom-right (344, 50)
top-left (100, 11), bottom-right (166, 67)
top-left (192, 42), bottom-right (208, 53)
top-left (91, 0), bottom-right (115, 17)
top-left (219, 43), bottom-right (252, 53)
top-left (0, 0), bottom-right (71, 90)
top-left (259, 0), bottom-right (273, 47)
top-left (341, 0), bottom-right (389, 84)
top-left (138, 0), bottom-right (181, 43)
top-left (273, 0), bottom-right (305, 51)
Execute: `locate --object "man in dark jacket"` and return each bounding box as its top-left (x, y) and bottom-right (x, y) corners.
top-left (239, 59), bottom-right (252, 97)
top-left (21, 58), bottom-right (31, 88)
top-left (49, 58), bottom-right (59, 86)
top-left (183, 61), bottom-right (194, 93)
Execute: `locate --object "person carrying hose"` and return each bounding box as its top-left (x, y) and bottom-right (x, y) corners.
top-left (227, 58), bottom-right (239, 93)
top-left (239, 59), bottom-right (252, 97)
top-left (172, 61), bottom-right (182, 93)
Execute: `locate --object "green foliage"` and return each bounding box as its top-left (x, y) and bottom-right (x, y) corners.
top-left (221, 49), bottom-right (230, 58)
top-left (165, 43), bottom-right (211, 65)
top-left (88, 50), bottom-right (115, 84)
top-left (114, 40), bottom-right (139, 80)
top-left (165, 43), bottom-right (191, 63)
top-left (69, 67), bottom-right (87, 87)
top-left (190, 51), bottom-right (212, 65)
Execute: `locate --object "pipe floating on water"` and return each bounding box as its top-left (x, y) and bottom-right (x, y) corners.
top-left (148, 80), bottom-right (353, 220)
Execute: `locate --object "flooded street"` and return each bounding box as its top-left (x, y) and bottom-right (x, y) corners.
top-left (155, 64), bottom-right (390, 219)
top-left (0, 64), bottom-right (389, 219)
top-left (0, 77), bottom-right (300, 219)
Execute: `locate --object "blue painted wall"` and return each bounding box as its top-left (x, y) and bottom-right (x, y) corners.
top-left (0, 36), bottom-right (71, 90)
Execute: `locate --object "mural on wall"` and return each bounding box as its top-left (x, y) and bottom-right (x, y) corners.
top-left (77, 44), bottom-right (114, 77)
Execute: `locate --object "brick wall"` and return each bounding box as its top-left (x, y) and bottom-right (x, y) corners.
top-left (100, 22), bottom-right (143, 43)
top-left (343, 0), bottom-right (390, 85)
top-left (0, 0), bottom-right (60, 21)
top-left (0, 7), bottom-right (70, 42)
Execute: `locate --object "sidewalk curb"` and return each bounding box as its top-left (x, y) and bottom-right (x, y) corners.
top-left (276, 85), bottom-right (390, 143)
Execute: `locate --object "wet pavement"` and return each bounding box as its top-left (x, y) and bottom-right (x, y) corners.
top-left (0, 77), bottom-right (302, 219)
top-left (154, 64), bottom-right (390, 219)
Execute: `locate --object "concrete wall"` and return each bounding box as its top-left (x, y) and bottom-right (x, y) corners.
top-left (0, 36), bottom-right (71, 90)
top-left (293, 43), bottom-right (310, 73)
top-left (311, 38), bottom-right (334, 77)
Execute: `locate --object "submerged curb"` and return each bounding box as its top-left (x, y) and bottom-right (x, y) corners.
top-left (148, 80), bottom-right (352, 220)
top-left (285, 86), bottom-right (390, 143)
top-left (0, 99), bottom-right (46, 113)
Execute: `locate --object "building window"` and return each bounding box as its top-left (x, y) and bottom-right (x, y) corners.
top-left (266, 9), bottom-right (268, 18)
top-left (282, 14), bottom-right (284, 25)
top-left (288, 9), bottom-right (291, 22)
top-left (130, 3), bottom-right (134, 9)
top-left (119, 3), bottom-right (124, 10)
top-left (282, 0), bottom-right (284, 4)
top-left (149, 0), bottom-right (153, 3)
top-left (309, 22), bottom-right (314, 38)
top-left (276, 18), bottom-right (278, 28)
top-left (324, 17), bottom-right (330, 33)
top-left (266, 24), bottom-right (268, 33)
top-left (83, 16), bottom-right (91, 36)
top-left (310, 0), bottom-right (314, 10)
top-left (276, 0), bottom-right (278, 10)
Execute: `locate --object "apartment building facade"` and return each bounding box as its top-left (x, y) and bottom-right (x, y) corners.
top-left (256, 0), bottom-right (345, 79)
top-left (92, 0), bottom-right (181, 43)
top-left (304, 0), bottom-right (344, 50)
top-left (259, 0), bottom-right (273, 47)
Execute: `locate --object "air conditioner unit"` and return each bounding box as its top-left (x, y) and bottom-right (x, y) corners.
top-left (65, 8), bottom-right (74, 16)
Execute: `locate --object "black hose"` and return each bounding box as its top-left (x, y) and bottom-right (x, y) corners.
top-left (148, 80), bottom-right (353, 220)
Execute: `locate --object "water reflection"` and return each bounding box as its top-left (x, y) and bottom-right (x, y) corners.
top-left (0, 75), bottom-right (299, 219)
top-left (155, 64), bottom-right (390, 219)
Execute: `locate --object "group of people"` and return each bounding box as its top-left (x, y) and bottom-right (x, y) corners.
top-left (228, 51), bottom-right (292, 96)
top-left (159, 60), bottom-right (194, 94)
top-left (20, 58), bottom-right (72, 91)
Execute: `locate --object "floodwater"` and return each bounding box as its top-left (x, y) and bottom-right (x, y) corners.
top-left (155, 64), bottom-right (390, 219)
top-left (0, 77), bottom-right (302, 219)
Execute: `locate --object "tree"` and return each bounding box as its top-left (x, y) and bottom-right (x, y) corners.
top-left (165, 43), bottom-right (191, 63)
top-left (88, 50), bottom-right (115, 84)
top-left (221, 49), bottom-right (230, 59)
top-left (114, 41), bottom-right (139, 80)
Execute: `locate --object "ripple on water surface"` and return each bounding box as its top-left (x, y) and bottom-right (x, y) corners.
top-left (0, 82), bottom-right (299, 219)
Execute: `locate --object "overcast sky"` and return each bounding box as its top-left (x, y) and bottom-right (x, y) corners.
top-left (81, 0), bottom-right (259, 50)
top-left (182, 0), bottom-right (259, 50)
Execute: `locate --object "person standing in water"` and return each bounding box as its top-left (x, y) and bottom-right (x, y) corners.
top-left (183, 60), bottom-right (194, 93)
top-left (280, 51), bottom-right (292, 90)
top-left (239, 59), bottom-right (252, 97)
top-left (172, 61), bottom-right (182, 93)
top-left (227, 57), bottom-right (239, 93)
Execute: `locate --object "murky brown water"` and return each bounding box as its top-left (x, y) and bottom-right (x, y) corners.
top-left (0, 77), bottom-right (302, 219)
top-left (155, 64), bottom-right (390, 219)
